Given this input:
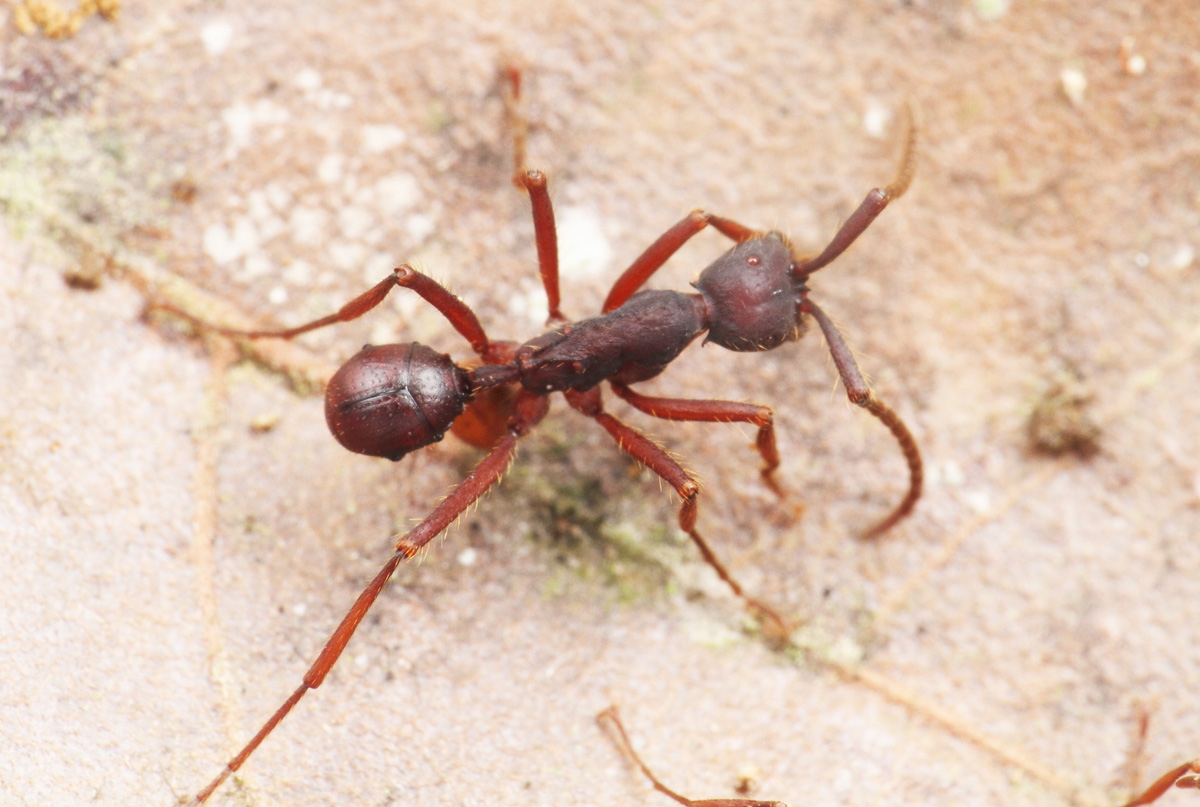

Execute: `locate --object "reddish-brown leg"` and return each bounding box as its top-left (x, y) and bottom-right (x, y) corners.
top-left (564, 387), bottom-right (789, 638)
top-left (157, 265), bottom-right (499, 360)
top-left (602, 212), bottom-right (759, 314)
top-left (503, 64), bottom-right (564, 324)
top-left (501, 61), bottom-right (529, 185)
top-left (185, 391), bottom-right (549, 806)
top-left (802, 299), bottom-right (922, 538)
top-left (1122, 758), bottom-right (1200, 807)
top-left (610, 382), bottom-right (783, 499)
top-left (514, 169), bottom-right (564, 324)
top-left (792, 106), bottom-right (916, 278)
top-left (597, 706), bottom-right (785, 807)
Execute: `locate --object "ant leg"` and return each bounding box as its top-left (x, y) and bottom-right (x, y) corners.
top-left (602, 212), bottom-right (760, 313)
top-left (186, 391), bottom-right (548, 806)
top-left (501, 61), bottom-right (529, 184)
top-left (564, 388), bottom-right (790, 638)
top-left (393, 266), bottom-right (494, 359)
top-left (597, 706), bottom-right (785, 807)
top-left (802, 299), bottom-right (922, 538)
top-left (1122, 758), bottom-right (1200, 807)
top-left (610, 383), bottom-right (783, 499)
top-left (792, 105), bottom-right (916, 278)
top-left (158, 265), bottom-right (498, 360)
top-left (514, 169), bottom-right (564, 324)
top-left (502, 63), bottom-right (564, 323)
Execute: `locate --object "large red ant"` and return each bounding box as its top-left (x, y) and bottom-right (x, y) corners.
top-left (171, 73), bottom-right (922, 805)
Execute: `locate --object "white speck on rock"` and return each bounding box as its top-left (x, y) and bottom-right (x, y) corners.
top-left (222, 100), bottom-right (291, 157)
top-left (295, 68), bottom-right (322, 92)
top-left (364, 253), bottom-right (396, 283)
top-left (247, 190), bottom-right (271, 222)
top-left (264, 182), bottom-right (292, 211)
top-left (964, 489), bottom-right (993, 514)
top-left (283, 260), bottom-right (314, 286)
top-left (1061, 67), bottom-right (1087, 107)
top-left (246, 192), bottom-right (285, 241)
top-left (202, 218), bottom-right (260, 266)
top-left (405, 214), bottom-right (436, 244)
top-left (557, 206), bottom-right (612, 280)
top-left (375, 173), bottom-right (421, 217)
top-left (290, 205), bottom-right (329, 246)
top-left (317, 90), bottom-right (354, 111)
top-left (972, 0), bottom-right (1009, 20)
top-left (338, 205), bottom-right (375, 240)
top-left (328, 241), bottom-right (366, 271)
top-left (362, 124), bottom-right (408, 154)
top-left (242, 253), bottom-right (272, 280)
top-left (1169, 243), bottom-right (1194, 271)
top-left (221, 104), bottom-right (255, 153)
top-left (317, 153), bottom-right (344, 185)
top-left (200, 20), bottom-right (233, 56)
top-left (862, 101), bottom-right (890, 139)
top-left (202, 223), bottom-right (239, 266)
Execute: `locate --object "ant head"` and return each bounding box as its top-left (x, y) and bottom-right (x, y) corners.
top-left (324, 342), bottom-right (471, 461)
top-left (693, 233), bottom-right (806, 352)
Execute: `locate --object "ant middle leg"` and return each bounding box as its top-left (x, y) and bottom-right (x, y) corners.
top-left (503, 62), bottom-right (564, 324)
top-left (609, 383), bottom-right (784, 499)
top-left (563, 387), bottom-right (790, 639)
top-left (513, 169), bottom-right (564, 324)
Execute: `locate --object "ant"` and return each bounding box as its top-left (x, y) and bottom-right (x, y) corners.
top-left (170, 69), bottom-right (922, 805)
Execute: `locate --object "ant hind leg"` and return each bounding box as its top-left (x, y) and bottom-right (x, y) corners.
top-left (597, 705), bottom-right (786, 807)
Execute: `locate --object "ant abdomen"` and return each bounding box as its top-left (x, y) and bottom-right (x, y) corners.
top-left (324, 342), bottom-right (471, 461)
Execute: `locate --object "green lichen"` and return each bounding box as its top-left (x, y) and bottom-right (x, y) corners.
top-left (493, 432), bottom-right (686, 607)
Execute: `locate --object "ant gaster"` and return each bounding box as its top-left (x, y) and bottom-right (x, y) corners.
top-left (175, 76), bottom-right (922, 804)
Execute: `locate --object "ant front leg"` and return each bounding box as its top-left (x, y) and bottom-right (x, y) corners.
top-left (602, 212), bottom-right (759, 314)
top-left (610, 383), bottom-right (784, 499)
top-left (597, 706), bottom-right (786, 807)
top-left (564, 387), bottom-right (790, 639)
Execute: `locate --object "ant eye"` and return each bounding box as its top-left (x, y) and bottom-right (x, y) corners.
top-left (746, 255), bottom-right (761, 266)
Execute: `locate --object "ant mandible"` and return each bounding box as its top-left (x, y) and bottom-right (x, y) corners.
top-left (175, 70), bottom-right (922, 805)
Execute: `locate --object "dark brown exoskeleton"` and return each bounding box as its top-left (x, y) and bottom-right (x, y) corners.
top-left (174, 96), bottom-right (921, 804)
